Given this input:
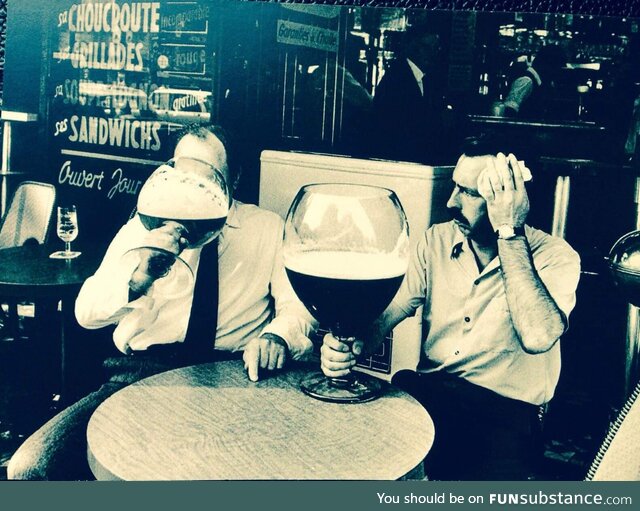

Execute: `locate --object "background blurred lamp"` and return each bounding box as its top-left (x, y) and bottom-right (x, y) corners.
top-left (608, 230), bottom-right (640, 307)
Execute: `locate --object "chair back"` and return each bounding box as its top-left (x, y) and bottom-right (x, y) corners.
top-left (586, 381), bottom-right (640, 480)
top-left (0, 181), bottom-right (56, 249)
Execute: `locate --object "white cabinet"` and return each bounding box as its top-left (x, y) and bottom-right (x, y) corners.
top-left (259, 150), bottom-right (454, 380)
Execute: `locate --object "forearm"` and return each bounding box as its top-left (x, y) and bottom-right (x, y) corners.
top-left (75, 273), bottom-right (135, 328)
top-left (261, 308), bottom-right (317, 360)
top-left (498, 237), bottom-right (566, 353)
top-left (363, 302), bottom-right (408, 356)
top-left (503, 76), bottom-right (533, 114)
top-left (75, 229), bottom-right (153, 328)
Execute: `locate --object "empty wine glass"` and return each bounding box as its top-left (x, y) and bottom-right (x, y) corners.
top-left (50, 205), bottom-right (81, 259)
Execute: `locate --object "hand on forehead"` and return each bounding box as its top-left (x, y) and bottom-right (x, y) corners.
top-left (461, 153), bottom-right (530, 185)
top-left (477, 153), bottom-right (532, 198)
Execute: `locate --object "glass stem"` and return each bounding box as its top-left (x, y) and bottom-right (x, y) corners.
top-left (328, 334), bottom-right (357, 389)
top-left (65, 241), bottom-right (71, 254)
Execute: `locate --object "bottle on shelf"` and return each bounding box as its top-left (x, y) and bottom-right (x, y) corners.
top-left (478, 45), bottom-right (490, 96)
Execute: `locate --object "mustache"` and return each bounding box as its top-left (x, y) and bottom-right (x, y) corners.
top-left (448, 207), bottom-right (468, 226)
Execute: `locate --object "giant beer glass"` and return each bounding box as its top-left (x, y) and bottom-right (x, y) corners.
top-left (125, 157), bottom-right (230, 298)
top-left (283, 184), bottom-right (409, 403)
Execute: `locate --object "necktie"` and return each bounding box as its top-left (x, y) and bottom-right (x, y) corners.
top-left (182, 239), bottom-right (219, 363)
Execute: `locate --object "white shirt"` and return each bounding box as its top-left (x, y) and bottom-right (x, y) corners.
top-left (75, 201), bottom-right (316, 359)
top-left (406, 58), bottom-right (425, 96)
top-left (393, 221), bottom-right (581, 405)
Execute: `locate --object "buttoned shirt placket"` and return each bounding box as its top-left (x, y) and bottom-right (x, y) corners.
top-left (450, 239), bottom-right (501, 360)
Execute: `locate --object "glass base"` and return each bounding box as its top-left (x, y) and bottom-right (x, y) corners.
top-left (300, 372), bottom-right (384, 404)
top-left (49, 251), bottom-right (81, 259)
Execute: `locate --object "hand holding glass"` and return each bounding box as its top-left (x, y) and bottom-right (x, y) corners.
top-left (123, 157), bottom-right (230, 299)
top-left (50, 206), bottom-right (81, 259)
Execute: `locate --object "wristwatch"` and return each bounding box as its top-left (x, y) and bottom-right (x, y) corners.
top-left (496, 224), bottom-right (525, 240)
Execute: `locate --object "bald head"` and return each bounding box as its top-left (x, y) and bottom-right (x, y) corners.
top-left (173, 125), bottom-right (237, 192)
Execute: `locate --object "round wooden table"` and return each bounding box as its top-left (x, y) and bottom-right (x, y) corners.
top-left (0, 243), bottom-right (99, 299)
top-left (87, 360), bottom-right (435, 480)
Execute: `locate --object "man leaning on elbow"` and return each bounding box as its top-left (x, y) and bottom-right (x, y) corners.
top-left (321, 134), bottom-right (580, 481)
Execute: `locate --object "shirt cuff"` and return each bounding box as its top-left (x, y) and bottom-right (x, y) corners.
top-left (390, 296), bottom-right (419, 320)
top-left (260, 322), bottom-right (314, 360)
top-left (503, 99), bottom-right (521, 113)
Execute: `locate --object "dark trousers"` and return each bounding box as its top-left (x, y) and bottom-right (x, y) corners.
top-left (391, 370), bottom-right (543, 481)
top-left (8, 349), bottom-right (240, 480)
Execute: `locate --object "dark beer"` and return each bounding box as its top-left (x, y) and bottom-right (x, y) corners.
top-left (285, 251), bottom-right (405, 336)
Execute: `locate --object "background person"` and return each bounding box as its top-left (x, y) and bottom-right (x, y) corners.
top-left (371, 21), bottom-right (451, 164)
top-left (498, 45), bottom-right (568, 118)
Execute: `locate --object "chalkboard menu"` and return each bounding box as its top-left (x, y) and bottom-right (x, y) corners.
top-left (48, 0), bottom-right (214, 244)
top-left (2, 0), bottom-right (352, 246)
top-left (4, 0), bottom-right (378, 245)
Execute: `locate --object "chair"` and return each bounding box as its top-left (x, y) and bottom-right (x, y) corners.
top-left (0, 181), bottom-right (56, 249)
top-left (0, 181), bottom-right (56, 339)
top-left (585, 381), bottom-right (640, 480)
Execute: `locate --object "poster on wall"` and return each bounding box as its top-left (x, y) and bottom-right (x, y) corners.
top-left (48, 0), bottom-right (214, 241)
top-left (2, 0), bottom-right (640, 489)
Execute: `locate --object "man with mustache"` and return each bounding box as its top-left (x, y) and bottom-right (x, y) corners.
top-left (321, 135), bottom-right (580, 480)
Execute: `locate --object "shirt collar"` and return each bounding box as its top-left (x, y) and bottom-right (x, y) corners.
top-left (450, 229), bottom-right (500, 277)
top-left (449, 222), bottom-right (533, 271)
top-left (225, 200), bottom-right (241, 229)
top-left (406, 58), bottom-right (425, 87)
top-left (216, 200), bottom-right (240, 256)
top-left (450, 225), bottom-right (466, 259)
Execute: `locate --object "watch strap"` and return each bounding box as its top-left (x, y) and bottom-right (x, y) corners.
top-left (512, 225), bottom-right (525, 237)
top-left (496, 225), bottom-right (526, 239)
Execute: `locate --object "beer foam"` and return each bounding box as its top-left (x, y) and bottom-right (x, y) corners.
top-left (285, 250), bottom-right (407, 280)
top-left (137, 166), bottom-right (228, 220)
